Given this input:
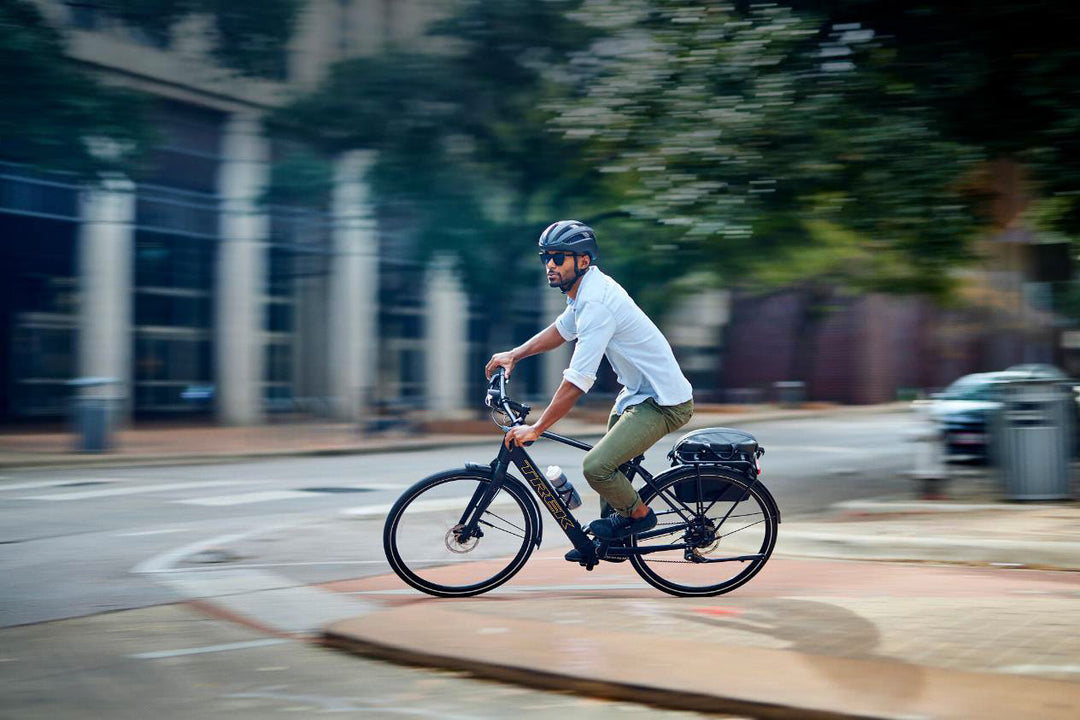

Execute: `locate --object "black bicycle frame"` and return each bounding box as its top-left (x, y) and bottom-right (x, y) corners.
top-left (457, 427), bottom-right (706, 570)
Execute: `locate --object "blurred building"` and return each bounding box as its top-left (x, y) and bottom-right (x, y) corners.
top-left (0, 0), bottom-right (567, 426)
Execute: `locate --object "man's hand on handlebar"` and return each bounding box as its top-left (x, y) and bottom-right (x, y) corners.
top-left (485, 351), bottom-right (518, 380)
top-left (504, 423), bottom-right (540, 449)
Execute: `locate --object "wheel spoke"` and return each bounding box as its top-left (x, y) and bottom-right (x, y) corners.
top-left (630, 471), bottom-right (777, 597)
top-left (385, 474), bottom-right (536, 597)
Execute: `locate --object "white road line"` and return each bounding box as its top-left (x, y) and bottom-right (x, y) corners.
top-left (999, 664), bottom-right (1080, 675)
top-left (128, 638), bottom-right (291, 659)
top-left (20, 480), bottom-right (256, 501)
top-left (200, 560), bottom-right (388, 569)
top-left (766, 445), bottom-right (865, 454)
top-left (344, 583), bottom-right (646, 596)
top-left (0, 478), bottom-right (119, 492)
top-left (342, 495), bottom-right (516, 518)
top-left (116, 528), bottom-right (192, 537)
top-left (177, 490), bottom-right (316, 506)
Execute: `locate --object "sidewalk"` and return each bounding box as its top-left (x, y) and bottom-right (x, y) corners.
top-left (314, 497), bottom-right (1080, 719)
top-left (0, 402), bottom-right (906, 470)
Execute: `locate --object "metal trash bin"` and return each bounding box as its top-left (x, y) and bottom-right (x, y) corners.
top-left (991, 379), bottom-right (1074, 500)
top-left (67, 377), bottom-right (120, 453)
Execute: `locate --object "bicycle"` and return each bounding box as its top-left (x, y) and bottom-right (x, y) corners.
top-left (383, 368), bottom-right (780, 598)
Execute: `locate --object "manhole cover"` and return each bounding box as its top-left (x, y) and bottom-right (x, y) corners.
top-left (300, 487), bottom-right (376, 494)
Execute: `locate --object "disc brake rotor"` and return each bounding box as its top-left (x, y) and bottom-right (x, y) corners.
top-left (446, 523), bottom-right (479, 553)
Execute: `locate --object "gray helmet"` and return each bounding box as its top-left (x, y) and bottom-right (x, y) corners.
top-left (538, 220), bottom-right (599, 263)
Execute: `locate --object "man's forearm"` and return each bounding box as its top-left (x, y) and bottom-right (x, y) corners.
top-left (534, 380), bottom-right (585, 434)
top-left (512, 324), bottom-right (565, 361)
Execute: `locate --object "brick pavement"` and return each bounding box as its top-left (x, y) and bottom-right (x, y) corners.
top-left (322, 552), bottom-right (1080, 719)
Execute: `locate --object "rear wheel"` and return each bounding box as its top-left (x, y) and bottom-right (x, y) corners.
top-left (383, 471), bottom-right (537, 597)
top-left (630, 469), bottom-right (777, 597)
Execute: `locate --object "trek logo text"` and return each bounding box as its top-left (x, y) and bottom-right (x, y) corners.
top-left (517, 456), bottom-right (575, 530)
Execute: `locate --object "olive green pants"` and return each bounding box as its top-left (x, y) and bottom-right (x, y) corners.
top-left (582, 397), bottom-right (694, 517)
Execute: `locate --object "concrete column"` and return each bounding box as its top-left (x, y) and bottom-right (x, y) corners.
top-left (294, 263), bottom-right (328, 406)
top-left (77, 175), bottom-right (136, 412)
top-left (215, 112), bottom-right (269, 425)
top-left (540, 284), bottom-right (573, 395)
top-left (424, 255), bottom-right (469, 414)
top-left (328, 150), bottom-right (378, 421)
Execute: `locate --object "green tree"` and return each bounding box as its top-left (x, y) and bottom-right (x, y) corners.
top-left (788, 1), bottom-right (1080, 234)
top-left (0, 0), bottom-right (303, 177)
top-left (0, 0), bottom-right (145, 175)
top-left (104, 0), bottom-right (301, 78)
top-left (277, 1), bottom-right (608, 330)
top-left (551, 0), bottom-right (984, 299)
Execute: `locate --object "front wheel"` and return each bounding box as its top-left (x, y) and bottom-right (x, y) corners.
top-left (383, 470), bottom-right (538, 597)
top-left (630, 469), bottom-right (778, 597)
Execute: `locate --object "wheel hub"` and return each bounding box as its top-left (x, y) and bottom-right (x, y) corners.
top-left (687, 518), bottom-right (720, 557)
top-left (446, 523), bottom-right (480, 553)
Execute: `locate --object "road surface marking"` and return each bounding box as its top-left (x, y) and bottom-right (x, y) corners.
top-left (20, 480), bottom-right (254, 501)
top-left (999, 664), bottom-right (1080, 675)
top-left (201, 560), bottom-right (388, 569)
top-left (128, 638), bottom-right (290, 659)
top-left (343, 495), bottom-right (517, 518)
top-left (177, 490), bottom-right (316, 506)
top-left (345, 583), bottom-right (646, 595)
top-left (0, 478), bottom-right (118, 492)
top-left (116, 528), bottom-right (191, 537)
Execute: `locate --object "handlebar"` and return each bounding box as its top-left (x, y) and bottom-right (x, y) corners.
top-left (485, 367), bottom-right (530, 428)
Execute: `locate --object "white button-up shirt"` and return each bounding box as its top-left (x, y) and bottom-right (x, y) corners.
top-left (555, 266), bottom-right (693, 414)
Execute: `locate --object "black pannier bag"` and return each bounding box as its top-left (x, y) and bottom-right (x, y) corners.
top-left (667, 427), bottom-right (764, 502)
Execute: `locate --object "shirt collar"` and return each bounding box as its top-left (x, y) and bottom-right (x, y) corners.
top-left (566, 266), bottom-right (597, 307)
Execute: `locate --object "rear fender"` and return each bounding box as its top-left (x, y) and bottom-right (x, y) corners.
top-left (650, 464), bottom-right (781, 524)
top-left (465, 462), bottom-right (543, 548)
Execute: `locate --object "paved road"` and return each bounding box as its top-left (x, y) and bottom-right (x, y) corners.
top-left (0, 410), bottom-right (919, 628)
top-left (0, 409), bottom-right (939, 717)
top-left (3, 603), bottom-right (741, 719)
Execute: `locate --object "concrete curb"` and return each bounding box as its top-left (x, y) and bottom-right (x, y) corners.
top-left (0, 403), bottom-right (913, 471)
top-left (321, 600), bottom-right (1080, 720)
top-left (319, 630), bottom-right (854, 720)
top-left (776, 530), bottom-right (1080, 571)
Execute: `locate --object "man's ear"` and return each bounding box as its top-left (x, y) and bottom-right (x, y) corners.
top-left (579, 254), bottom-right (592, 270)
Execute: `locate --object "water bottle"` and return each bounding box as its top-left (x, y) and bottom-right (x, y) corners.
top-left (545, 465), bottom-right (582, 510)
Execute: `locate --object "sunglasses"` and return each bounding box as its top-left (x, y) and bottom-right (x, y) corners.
top-left (539, 251), bottom-right (576, 267)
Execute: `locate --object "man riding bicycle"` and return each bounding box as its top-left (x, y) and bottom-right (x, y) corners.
top-left (485, 220), bottom-right (694, 559)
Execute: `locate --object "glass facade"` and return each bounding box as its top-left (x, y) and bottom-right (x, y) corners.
top-left (131, 101), bottom-right (223, 417)
top-left (0, 170), bottom-right (80, 420)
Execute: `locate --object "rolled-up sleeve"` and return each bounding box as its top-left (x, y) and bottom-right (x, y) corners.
top-left (562, 302), bottom-right (616, 393)
top-left (555, 305), bottom-right (576, 341)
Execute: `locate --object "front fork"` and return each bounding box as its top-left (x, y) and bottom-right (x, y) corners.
top-left (456, 444), bottom-right (514, 541)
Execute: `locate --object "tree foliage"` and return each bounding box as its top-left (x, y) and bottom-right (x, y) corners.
top-left (0, 0), bottom-right (145, 176)
top-left (789, 1), bottom-right (1080, 237)
top-left (277, 1), bottom-right (607, 318)
top-left (550, 0), bottom-right (984, 298)
top-left (283, 0), bottom-right (1080, 311)
top-left (105, 0), bottom-right (301, 78)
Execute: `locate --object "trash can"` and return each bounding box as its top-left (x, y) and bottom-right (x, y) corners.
top-left (67, 377), bottom-right (120, 453)
top-left (992, 379), bottom-right (1074, 500)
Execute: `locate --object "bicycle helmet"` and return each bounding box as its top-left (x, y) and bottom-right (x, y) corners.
top-left (538, 220), bottom-right (599, 292)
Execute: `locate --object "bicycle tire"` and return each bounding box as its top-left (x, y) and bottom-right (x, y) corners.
top-left (629, 469), bottom-right (778, 597)
top-left (383, 470), bottom-right (538, 597)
